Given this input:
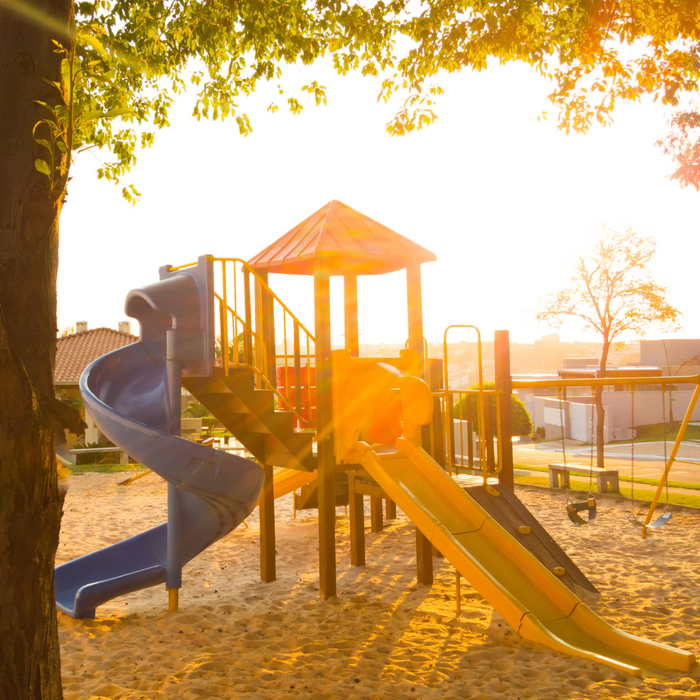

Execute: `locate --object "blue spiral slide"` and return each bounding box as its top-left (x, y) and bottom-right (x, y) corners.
top-left (55, 257), bottom-right (264, 619)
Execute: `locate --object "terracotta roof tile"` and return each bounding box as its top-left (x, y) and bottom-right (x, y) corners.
top-left (55, 328), bottom-right (138, 383)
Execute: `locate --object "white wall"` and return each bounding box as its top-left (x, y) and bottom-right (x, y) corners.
top-left (600, 388), bottom-right (700, 435)
top-left (535, 396), bottom-right (612, 442)
top-left (534, 388), bottom-right (698, 443)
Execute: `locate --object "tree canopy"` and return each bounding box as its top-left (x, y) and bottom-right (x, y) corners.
top-left (22, 0), bottom-right (700, 201)
top-left (658, 108), bottom-right (700, 190)
top-left (536, 228), bottom-right (681, 348)
top-left (380, 0), bottom-right (700, 135)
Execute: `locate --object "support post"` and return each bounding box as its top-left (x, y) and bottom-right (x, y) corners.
top-left (259, 462), bottom-right (276, 582)
top-left (257, 268), bottom-right (276, 384)
top-left (385, 499), bottom-right (397, 520)
top-left (165, 350), bottom-right (182, 610)
top-left (427, 359), bottom-right (445, 468)
top-left (370, 496), bottom-right (383, 532)
top-left (485, 393), bottom-right (496, 473)
top-left (344, 275), bottom-right (359, 358)
top-left (348, 472), bottom-right (365, 566)
top-left (494, 330), bottom-right (514, 488)
top-left (406, 264), bottom-right (432, 585)
top-left (314, 271), bottom-right (336, 598)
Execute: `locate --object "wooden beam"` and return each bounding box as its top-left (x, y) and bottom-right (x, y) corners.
top-left (485, 393), bottom-right (496, 472)
top-left (427, 359), bottom-right (446, 468)
top-left (495, 330), bottom-right (514, 488)
top-left (370, 496), bottom-right (383, 532)
top-left (344, 275), bottom-right (359, 358)
top-left (353, 481), bottom-right (386, 499)
top-left (415, 527), bottom-right (433, 585)
top-left (314, 271), bottom-right (336, 599)
top-left (406, 264), bottom-right (432, 585)
top-left (385, 499), bottom-right (397, 520)
top-left (259, 462), bottom-right (276, 582)
top-left (348, 472), bottom-right (365, 566)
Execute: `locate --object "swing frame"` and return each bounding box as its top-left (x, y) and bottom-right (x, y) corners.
top-left (512, 373), bottom-right (700, 540)
top-left (627, 385), bottom-right (673, 530)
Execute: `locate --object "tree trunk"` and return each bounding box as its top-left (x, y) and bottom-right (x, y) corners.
top-left (0, 1), bottom-right (78, 697)
top-left (595, 341), bottom-right (610, 470)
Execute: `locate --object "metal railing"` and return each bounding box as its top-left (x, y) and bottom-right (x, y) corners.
top-left (441, 325), bottom-right (491, 483)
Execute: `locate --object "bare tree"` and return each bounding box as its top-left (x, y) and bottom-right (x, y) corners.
top-left (537, 228), bottom-right (681, 468)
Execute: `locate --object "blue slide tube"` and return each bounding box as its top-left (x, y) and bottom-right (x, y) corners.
top-left (55, 258), bottom-right (263, 618)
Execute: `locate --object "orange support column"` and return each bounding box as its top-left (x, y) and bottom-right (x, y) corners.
top-left (407, 264), bottom-right (433, 586)
top-left (344, 275), bottom-right (359, 358)
top-left (348, 471), bottom-right (365, 566)
top-left (314, 271), bottom-right (336, 599)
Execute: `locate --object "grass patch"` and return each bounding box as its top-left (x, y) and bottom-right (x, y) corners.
top-left (608, 422), bottom-right (700, 444)
top-left (515, 463), bottom-right (700, 492)
top-left (69, 463), bottom-right (148, 475)
top-left (514, 473), bottom-right (700, 509)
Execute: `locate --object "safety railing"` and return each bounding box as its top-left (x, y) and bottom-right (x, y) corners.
top-left (167, 257), bottom-right (316, 427)
top-left (441, 325), bottom-right (492, 483)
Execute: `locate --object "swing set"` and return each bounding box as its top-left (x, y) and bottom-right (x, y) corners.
top-left (555, 386), bottom-right (598, 526)
top-left (516, 373), bottom-right (700, 538)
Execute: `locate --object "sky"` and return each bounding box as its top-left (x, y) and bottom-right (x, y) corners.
top-left (57, 58), bottom-right (700, 349)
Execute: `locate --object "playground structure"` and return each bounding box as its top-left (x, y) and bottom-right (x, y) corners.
top-left (55, 200), bottom-right (697, 675)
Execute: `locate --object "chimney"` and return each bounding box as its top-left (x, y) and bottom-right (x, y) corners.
top-left (76, 321), bottom-right (88, 333)
top-left (118, 321), bottom-right (131, 335)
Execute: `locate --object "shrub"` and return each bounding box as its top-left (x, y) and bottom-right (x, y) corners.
top-left (452, 381), bottom-right (533, 436)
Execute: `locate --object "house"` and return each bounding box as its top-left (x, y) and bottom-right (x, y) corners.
top-left (55, 322), bottom-right (137, 446)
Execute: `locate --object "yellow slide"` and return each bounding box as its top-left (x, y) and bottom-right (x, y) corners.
top-left (359, 438), bottom-right (695, 677)
top-left (259, 468), bottom-right (317, 504)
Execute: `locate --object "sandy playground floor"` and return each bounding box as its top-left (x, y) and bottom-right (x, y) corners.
top-left (56, 472), bottom-right (700, 699)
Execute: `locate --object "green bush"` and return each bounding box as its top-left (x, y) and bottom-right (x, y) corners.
top-left (452, 381), bottom-right (533, 436)
top-left (183, 400), bottom-right (210, 418)
top-left (202, 416), bottom-right (219, 431)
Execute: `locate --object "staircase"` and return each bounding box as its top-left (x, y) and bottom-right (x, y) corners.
top-left (183, 365), bottom-right (316, 473)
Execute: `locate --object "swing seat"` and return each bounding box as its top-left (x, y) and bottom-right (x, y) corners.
top-left (566, 496), bottom-right (597, 526)
top-left (628, 511), bottom-right (672, 529)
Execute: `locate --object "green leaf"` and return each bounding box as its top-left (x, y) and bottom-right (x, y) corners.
top-left (35, 159), bottom-right (52, 177)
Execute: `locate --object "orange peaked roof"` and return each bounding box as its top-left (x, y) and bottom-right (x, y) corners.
top-left (247, 200), bottom-right (437, 276)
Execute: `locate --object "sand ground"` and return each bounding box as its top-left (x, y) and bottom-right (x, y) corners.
top-left (57, 472), bottom-right (700, 699)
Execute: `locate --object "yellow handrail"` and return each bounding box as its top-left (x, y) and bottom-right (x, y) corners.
top-left (208, 257), bottom-right (315, 339)
top-left (248, 365), bottom-right (311, 426)
top-left (213, 293), bottom-right (264, 367)
top-left (443, 325), bottom-right (488, 483)
top-left (167, 256), bottom-right (316, 427)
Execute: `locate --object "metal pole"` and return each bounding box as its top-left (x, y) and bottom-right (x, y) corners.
top-left (642, 383), bottom-right (700, 538)
top-left (166, 350), bottom-right (182, 611)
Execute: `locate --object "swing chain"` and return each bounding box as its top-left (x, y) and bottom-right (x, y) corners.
top-left (630, 385), bottom-right (635, 502)
top-left (557, 387), bottom-right (567, 469)
top-left (662, 386), bottom-right (669, 504)
top-left (589, 386), bottom-right (595, 493)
